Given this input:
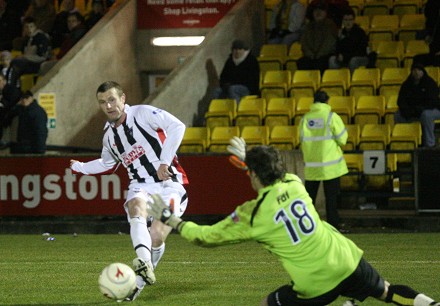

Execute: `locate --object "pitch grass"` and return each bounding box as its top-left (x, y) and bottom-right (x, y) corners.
top-left (0, 233), bottom-right (439, 305)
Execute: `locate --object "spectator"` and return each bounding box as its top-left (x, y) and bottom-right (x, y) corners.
top-left (394, 63), bottom-right (440, 148)
top-left (51, 0), bottom-right (79, 48)
top-left (267, 0), bottom-right (306, 47)
top-left (212, 39), bottom-right (260, 104)
top-left (328, 9), bottom-right (369, 73)
top-left (297, 3), bottom-right (337, 73)
top-left (412, 0), bottom-right (440, 67)
top-left (23, 0), bottom-right (56, 34)
top-left (9, 17), bottom-right (51, 90)
top-left (0, 73), bottom-right (22, 148)
top-left (85, 0), bottom-right (106, 29)
top-left (0, 0), bottom-right (22, 51)
top-left (0, 51), bottom-right (18, 87)
top-left (299, 90), bottom-right (348, 229)
top-left (307, 0), bottom-right (350, 27)
top-left (4, 91), bottom-right (48, 154)
top-left (39, 11), bottom-right (87, 75)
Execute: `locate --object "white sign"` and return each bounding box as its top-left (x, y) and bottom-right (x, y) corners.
top-left (363, 150), bottom-right (386, 174)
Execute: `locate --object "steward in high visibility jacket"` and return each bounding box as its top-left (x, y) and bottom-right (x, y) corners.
top-left (300, 96), bottom-right (348, 181)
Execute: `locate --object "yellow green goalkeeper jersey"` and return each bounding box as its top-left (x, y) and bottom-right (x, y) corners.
top-left (180, 173), bottom-right (363, 298)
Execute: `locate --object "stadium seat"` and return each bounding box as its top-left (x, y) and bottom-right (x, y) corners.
top-left (379, 67), bottom-right (409, 95)
top-left (293, 96), bottom-right (314, 125)
top-left (349, 68), bottom-right (381, 97)
top-left (179, 127), bottom-right (210, 153)
top-left (392, 0), bottom-right (420, 16)
top-left (20, 74), bottom-right (36, 93)
top-left (328, 96), bottom-right (355, 124)
top-left (257, 44), bottom-right (288, 74)
top-left (369, 15), bottom-right (399, 41)
top-left (359, 123), bottom-right (391, 150)
top-left (235, 97), bottom-right (267, 128)
top-left (403, 40), bottom-right (430, 67)
top-left (320, 68), bottom-right (351, 96)
top-left (289, 70), bottom-right (321, 99)
top-left (341, 153), bottom-right (363, 190)
top-left (240, 125), bottom-right (270, 147)
top-left (390, 122), bottom-right (422, 163)
top-left (343, 124), bottom-right (361, 151)
top-left (285, 42), bottom-right (303, 74)
top-left (208, 126), bottom-right (240, 153)
top-left (205, 99), bottom-right (237, 130)
top-left (10, 50), bottom-right (22, 58)
top-left (260, 70), bottom-right (291, 100)
top-left (354, 95), bottom-right (385, 126)
top-left (363, 0), bottom-right (392, 16)
top-left (384, 95), bottom-right (398, 125)
top-left (424, 66), bottom-right (440, 86)
top-left (398, 14), bottom-right (425, 43)
top-left (269, 125), bottom-right (299, 150)
top-left (375, 41), bottom-right (405, 71)
top-left (355, 15), bottom-right (370, 33)
top-left (265, 97), bottom-right (296, 128)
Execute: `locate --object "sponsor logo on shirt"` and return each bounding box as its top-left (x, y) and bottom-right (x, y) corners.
top-left (230, 211), bottom-right (240, 223)
top-left (122, 145), bottom-right (146, 166)
top-left (307, 118), bottom-right (324, 129)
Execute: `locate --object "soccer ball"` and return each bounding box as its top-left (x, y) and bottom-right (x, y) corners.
top-left (98, 262), bottom-right (137, 301)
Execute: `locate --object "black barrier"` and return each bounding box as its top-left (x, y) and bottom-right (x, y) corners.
top-left (415, 149), bottom-right (440, 212)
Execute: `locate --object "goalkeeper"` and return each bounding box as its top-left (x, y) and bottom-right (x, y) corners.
top-left (147, 138), bottom-right (439, 305)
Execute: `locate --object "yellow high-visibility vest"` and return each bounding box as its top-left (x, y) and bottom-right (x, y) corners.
top-left (300, 103), bottom-right (348, 181)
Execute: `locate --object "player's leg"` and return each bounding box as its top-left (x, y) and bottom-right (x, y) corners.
top-left (379, 281), bottom-right (439, 306)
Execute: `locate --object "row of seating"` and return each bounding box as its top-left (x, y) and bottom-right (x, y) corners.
top-left (180, 123), bottom-right (422, 158)
top-left (259, 39), bottom-right (427, 74)
top-left (348, 0), bottom-right (425, 16)
top-left (205, 95), bottom-right (402, 129)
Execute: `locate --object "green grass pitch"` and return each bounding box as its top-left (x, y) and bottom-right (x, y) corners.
top-left (0, 233), bottom-right (439, 305)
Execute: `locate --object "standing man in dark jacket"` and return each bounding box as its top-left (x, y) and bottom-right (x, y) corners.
top-left (6, 91), bottom-right (48, 154)
top-left (212, 39), bottom-right (260, 104)
top-left (328, 9), bottom-right (369, 73)
top-left (394, 63), bottom-right (440, 148)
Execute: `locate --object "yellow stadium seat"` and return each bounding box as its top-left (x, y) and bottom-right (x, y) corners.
top-left (355, 15), bottom-right (370, 33)
top-left (379, 67), bottom-right (409, 95)
top-left (350, 0), bottom-right (365, 16)
top-left (258, 44), bottom-right (288, 73)
top-left (209, 126), bottom-right (240, 153)
top-left (363, 0), bottom-right (392, 16)
top-left (390, 122), bottom-right (422, 163)
top-left (369, 15), bottom-right (399, 41)
top-left (328, 96), bottom-right (355, 124)
top-left (179, 127), bottom-right (210, 153)
top-left (235, 97), bottom-right (267, 127)
top-left (269, 125), bottom-right (299, 150)
top-left (260, 70), bottom-right (292, 100)
top-left (341, 153), bottom-right (363, 190)
top-left (424, 66), bottom-right (440, 86)
top-left (293, 96), bottom-right (314, 125)
top-left (343, 124), bottom-right (361, 151)
top-left (349, 68), bottom-right (381, 97)
top-left (241, 125), bottom-right (270, 147)
top-left (398, 14), bottom-right (426, 42)
top-left (205, 99), bottom-right (237, 130)
top-left (354, 95), bottom-right (385, 126)
top-left (359, 123), bottom-right (391, 150)
top-left (285, 42), bottom-right (303, 73)
top-left (20, 74), bottom-right (36, 93)
top-left (265, 97), bottom-right (296, 128)
top-left (403, 40), bottom-right (429, 67)
top-left (384, 95), bottom-right (398, 125)
top-left (375, 41), bottom-right (405, 71)
top-left (393, 0), bottom-right (420, 16)
top-left (289, 70), bottom-right (321, 98)
top-left (320, 68), bottom-right (351, 96)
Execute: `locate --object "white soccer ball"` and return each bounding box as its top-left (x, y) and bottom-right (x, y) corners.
top-left (98, 262), bottom-right (137, 301)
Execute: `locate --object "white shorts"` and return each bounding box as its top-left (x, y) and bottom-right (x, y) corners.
top-left (124, 180), bottom-right (188, 218)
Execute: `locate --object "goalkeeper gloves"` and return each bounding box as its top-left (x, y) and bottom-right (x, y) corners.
top-left (146, 194), bottom-right (184, 231)
top-left (227, 136), bottom-right (247, 171)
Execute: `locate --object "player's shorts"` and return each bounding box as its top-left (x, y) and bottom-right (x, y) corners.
top-left (267, 258), bottom-right (385, 305)
top-left (124, 180), bottom-right (188, 219)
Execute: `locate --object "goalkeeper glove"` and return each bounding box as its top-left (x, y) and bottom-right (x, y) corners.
top-left (147, 194), bottom-right (184, 231)
top-left (227, 136), bottom-right (247, 170)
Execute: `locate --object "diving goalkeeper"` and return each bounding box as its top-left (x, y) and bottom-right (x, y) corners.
top-left (146, 138), bottom-right (439, 305)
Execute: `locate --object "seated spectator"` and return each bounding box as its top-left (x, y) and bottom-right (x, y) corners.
top-left (9, 17), bottom-right (51, 90)
top-left (85, 0), bottom-right (106, 29)
top-left (51, 0), bottom-right (79, 48)
top-left (0, 73), bottom-right (22, 148)
top-left (39, 11), bottom-right (87, 75)
top-left (306, 0), bottom-right (350, 27)
top-left (297, 3), bottom-right (337, 73)
top-left (413, 0), bottom-right (440, 67)
top-left (3, 91), bottom-right (48, 154)
top-left (267, 0), bottom-right (306, 47)
top-left (328, 9), bottom-right (369, 73)
top-left (394, 63), bottom-right (440, 148)
top-left (212, 39), bottom-right (260, 104)
top-left (0, 0), bottom-right (22, 51)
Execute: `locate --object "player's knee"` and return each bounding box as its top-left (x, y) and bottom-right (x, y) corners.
top-left (127, 198), bottom-right (147, 218)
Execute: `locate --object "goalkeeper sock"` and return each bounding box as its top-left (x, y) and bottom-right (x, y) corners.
top-left (385, 285), bottom-right (418, 305)
top-left (130, 216), bottom-right (152, 262)
top-left (414, 294), bottom-right (437, 306)
top-left (152, 243), bottom-right (165, 269)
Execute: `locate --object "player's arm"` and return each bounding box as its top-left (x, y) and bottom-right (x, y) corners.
top-left (70, 146), bottom-right (119, 175)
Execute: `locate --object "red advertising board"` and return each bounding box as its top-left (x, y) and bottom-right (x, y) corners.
top-left (137, 0), bottom-right (238, 29)
top-left (0, 155), bottom-right (255, 216)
